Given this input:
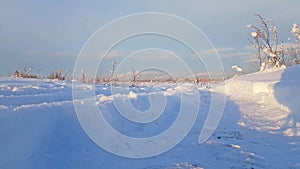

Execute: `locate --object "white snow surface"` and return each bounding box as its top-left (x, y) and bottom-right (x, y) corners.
top-left (0, 66), bottom-right (300, 169)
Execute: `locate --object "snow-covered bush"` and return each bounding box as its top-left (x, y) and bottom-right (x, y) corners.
top-left (291, 23), bottom-right (300, 41)
top-left (247, 14), bottom-right (285, 70)
top-left (287, 23), bottom-right (300, 65)
top-left (247, 14), bottom-right (300, 70)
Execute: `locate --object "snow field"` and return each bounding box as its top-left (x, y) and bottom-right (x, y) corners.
top-left (0, 65), bottom-right (300, 169)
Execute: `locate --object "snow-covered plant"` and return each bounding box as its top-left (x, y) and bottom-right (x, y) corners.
top-left (231, 65), bottom-right (243, 74)
top-left (287, 23), bottom-right (300, 64)
top-left (291, 23), bottom-right (300, 41)
top-left (247, 14), bottom-right (285, 70)
top-left (81, 68), bottom-right (86, 82)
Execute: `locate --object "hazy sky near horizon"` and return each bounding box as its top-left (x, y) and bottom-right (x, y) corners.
top-left (1, 0), bottom-right (300, 77)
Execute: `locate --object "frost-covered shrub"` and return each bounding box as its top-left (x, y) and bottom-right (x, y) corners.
top-left (247, 14), bottom-right (285, 70)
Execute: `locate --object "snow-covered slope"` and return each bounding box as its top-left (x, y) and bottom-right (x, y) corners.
top-left (0, 66), bottom-right (299, 169)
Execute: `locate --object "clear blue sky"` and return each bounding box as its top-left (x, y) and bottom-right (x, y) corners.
top-left (1, 0), bottom-right (300, 77)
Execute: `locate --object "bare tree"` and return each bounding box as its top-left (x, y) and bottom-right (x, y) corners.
top-left (108, 61), bottom-right (117, 84)
top-left (81, 68), bottom-right (86, 83)
top-left (247, 14), bottom-right (284, 70)
top-left (130, 68), bottom-right (137, 87)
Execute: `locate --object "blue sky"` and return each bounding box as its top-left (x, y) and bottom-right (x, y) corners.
top-left (1, 0), bottom-right (300, 78)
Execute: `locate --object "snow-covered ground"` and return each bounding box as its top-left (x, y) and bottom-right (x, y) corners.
top-left (0, 66), bottom-right (299, 169)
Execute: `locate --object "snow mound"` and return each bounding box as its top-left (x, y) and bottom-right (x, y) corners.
top-left (213, 65), bottom-right (300, 136)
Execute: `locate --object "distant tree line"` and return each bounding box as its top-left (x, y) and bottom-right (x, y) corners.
top-left (13, 66), bottom-right (37, 78)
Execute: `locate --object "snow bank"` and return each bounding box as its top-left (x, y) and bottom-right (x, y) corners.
top-left (214, 68), bottom-right (285, 107)
top-left (213, 65), bottom-right (300, 136)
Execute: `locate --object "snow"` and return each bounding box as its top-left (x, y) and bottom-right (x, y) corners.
top-left (97, 94), bottom-right (114, 103)
top-left (0, 105), bottom-right (8, 110)
top-left (128, 91), bottom-right (138, 99)
top-left (291, 23), bottom-right (300, 34)
top-left (250, 32), bottom-right (258, 37)
top-left (12, 86), bottom-right (19, 92)
top-left (231, 65), bottom-right (243, 73)
top-left (0, 65), bottom-right (300, 168)
top-left (291, 23), bottom-right (300, 40)
top-left (262, 48), bottom-right (277, 58)
top-left (246, 24), bottom-right (252, 28)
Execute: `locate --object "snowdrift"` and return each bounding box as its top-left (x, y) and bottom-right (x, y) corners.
top-left (213, 65), bottom-right (300, 136)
